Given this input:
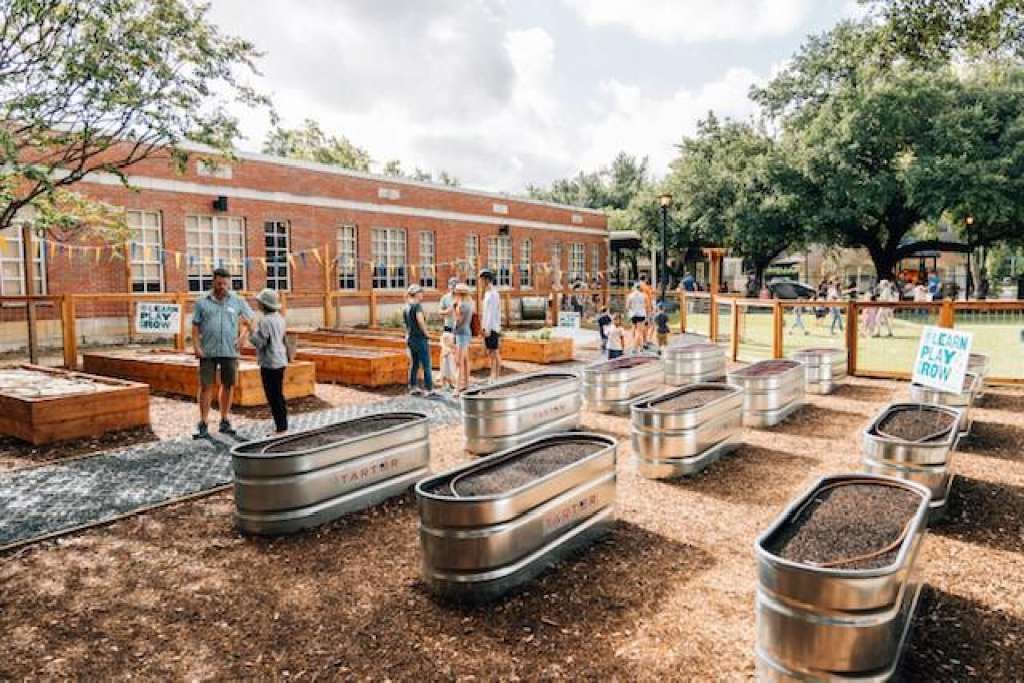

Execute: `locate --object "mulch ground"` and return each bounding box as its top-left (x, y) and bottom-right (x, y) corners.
top-left (2, 365), bottom-right (1023, 680)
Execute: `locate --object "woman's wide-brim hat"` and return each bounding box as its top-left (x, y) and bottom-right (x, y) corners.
top-left (256, 288), bottom-right (282, 311)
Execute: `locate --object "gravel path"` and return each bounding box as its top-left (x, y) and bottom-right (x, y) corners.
top-left (1, 368), bottom-right (1022, 680)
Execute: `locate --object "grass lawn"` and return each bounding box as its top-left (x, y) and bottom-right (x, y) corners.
top-left (675, 309), bottom-right (1024, 379)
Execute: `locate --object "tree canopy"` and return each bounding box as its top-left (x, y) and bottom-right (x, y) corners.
top-left (526, 152), bottom-right (651, 211)
top-left (0, 0), bottom-right (269, 239)
top-left (262, 119), bottom-right (371, 172)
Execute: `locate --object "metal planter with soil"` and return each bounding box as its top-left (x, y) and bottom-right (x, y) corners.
top-left (861, 402), bottom-right (961, 520)
top-left (967, 353), bottom-right (990, 401)
top-left (727, 360), bottom-right (805, 427)
top-left (630, 383), bottom-right (744, 479)
top-left (790, 347), bottom-right (847, 395)
top-left (462, 371), bottom-right (582, 455)
top-left (415, 432), bottom-right (617, 602)
top-left (755, 474), bottom-right (932, 681)
top-left (582, 354), bottom-right (663, 414)
top-left (664, 342), bottom-right (726, 385)
top-left (909, 372), bottom-right (978, 437)
top-left (230, 412), bottom-right (430, 535)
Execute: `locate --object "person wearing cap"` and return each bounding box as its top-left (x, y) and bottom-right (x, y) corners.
top-left (479, 268), bottom-right (502, 382)
top-left (249, 288), bottom-right (289, 433)
top-left (192, 267), bottom-right (253, 438)
top-left (438, 277), bottom-right (459, 333)
top-left (453, 282), bottom-right (475, 392)
top-left (404, 284), bottom-right (435, 396)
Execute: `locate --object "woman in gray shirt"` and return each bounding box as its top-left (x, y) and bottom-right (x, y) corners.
top-left (249, 288), bottom-right (289, 433)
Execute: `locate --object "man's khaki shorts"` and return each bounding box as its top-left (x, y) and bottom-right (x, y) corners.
top-left (199, 357), bottom-right (238, 386)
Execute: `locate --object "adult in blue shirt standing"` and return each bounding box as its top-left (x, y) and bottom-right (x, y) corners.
top-left (192, 268), bottom-right (254, 438)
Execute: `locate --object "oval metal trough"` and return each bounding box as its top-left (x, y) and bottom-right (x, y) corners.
top-left (582, 353), bottom-right (663, 414)
top-left (663, 342), bottom-right (727, 385)
top-left (728, 360), bottom-right (806, 427)
top-left (790, 347), bottom-right (847, 395)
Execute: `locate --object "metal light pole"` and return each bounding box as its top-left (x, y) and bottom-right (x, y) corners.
top-left (965, 215), bottom-right (974, 299)
top-left (658, 193), bottom-right (673, 303)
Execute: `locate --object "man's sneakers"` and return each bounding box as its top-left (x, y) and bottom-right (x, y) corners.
top-left (219, 419), bottom-right (237, 436)
top-left (193, 421), bottom-right (209, 440)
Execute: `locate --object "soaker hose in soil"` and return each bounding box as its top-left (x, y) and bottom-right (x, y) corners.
top-left (789, 478), bottom-right (916, 569)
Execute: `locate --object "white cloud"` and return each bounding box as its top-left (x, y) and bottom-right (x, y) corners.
top-left (562, 0), bottom-right (813, 43)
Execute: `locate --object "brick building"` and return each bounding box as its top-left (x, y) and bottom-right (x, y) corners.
top-left (1, 149), bottom-right (608, 344)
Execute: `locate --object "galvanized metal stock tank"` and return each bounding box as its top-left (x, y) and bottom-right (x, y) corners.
top-left (461, 371), bottom-right (582, 455)
top-left (728, 360), bottom-right (806, 428)
top-left (230, 412), bottom-right (431, 535)
top-left (909, 373), bottom-right (979, 437)
top-left (630, 383), bottom-right (744, 479)
top-left (862, 402), bottom-right (962, 519)
top-left (664, 341), bottom-right (726, 385)
top-left (755, 474), bottom-right (932, 681)
top-left (582, 353), bottom-right (663, 414)
top-left (415, 432), bottom-right (617, 602)
top-left (790, 347), bottom-right (847, 395)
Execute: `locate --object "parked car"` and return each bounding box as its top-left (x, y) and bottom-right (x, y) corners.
top-left (767, 279), bottom-right (816, 300)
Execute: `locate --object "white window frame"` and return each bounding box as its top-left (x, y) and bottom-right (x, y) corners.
top-left (127, 210), bottom-right (164, 293)
top-left (488, 235), bottom-right (512, 288)
top-left (569, 243), bottom-right (586, 283)
top-left (419, 231), bottom-right (436, 289)
top-left (550, 241), bottom-right (562, 273)
top-left (0, 224), bottom-right (46, 296)
top-left (372, 227), bottom-right (407, 289)
top-left (591, 243), bottom-right (601, 282)
top-left (185, 215), bottom-right (246, 292)
top-left (519, 239), bottom-right (533, 289)
top-left (337, 224), bottom-right (358, 290)
top-left (465, 234), bottom-right (479, 287)
top-left (264, 220), bottom-right (291, 291)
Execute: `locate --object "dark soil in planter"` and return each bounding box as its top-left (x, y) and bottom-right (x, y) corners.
top-left (732, 360), bottom-right (800, 377)
top-left (877, 407), bottom-right (957, 442)
top-left (765, 482), bottom-right (922, 570)
top-left (591, 356), bottom-right (659, 372)
top-left (653, 387), bottom-right (734, 411)
top-left (473, 375), bottom-right (572, 398)
top-left (258, 415), bottom-right (417, 453)
top-left (445, 440), bottom-right (605, 497)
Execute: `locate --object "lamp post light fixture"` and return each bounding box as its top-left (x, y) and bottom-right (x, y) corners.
top-left (658, 194), bottom-right (673, 302)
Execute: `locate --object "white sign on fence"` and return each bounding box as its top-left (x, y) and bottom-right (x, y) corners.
top-left (557, 311), bottom-right (582, 328)
top-left (135, 302), bottom-right (181, 335)
top-left (912, 325), bottom-right (973, 393)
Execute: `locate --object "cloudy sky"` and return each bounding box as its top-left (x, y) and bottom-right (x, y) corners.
top-left (208, 0), bottom-right (864, 192)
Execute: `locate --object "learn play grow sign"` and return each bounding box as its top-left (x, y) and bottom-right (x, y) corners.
top-left (912, 326), bottom-right (973, 393)
top-left (135, 302), bottom-right (181, 334)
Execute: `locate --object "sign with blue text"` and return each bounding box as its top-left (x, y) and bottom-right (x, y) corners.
top-left (135, 302), bottom-right (181, 335)
top-left (557, 311), bottom-right (582, 328)
top-left (912, 326), bottom-right (973, 393)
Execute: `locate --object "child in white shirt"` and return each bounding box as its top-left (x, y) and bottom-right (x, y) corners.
top-left (439, 331), bottom-right (458, 392)
top-left (606, 314), bottom-right (626, 359)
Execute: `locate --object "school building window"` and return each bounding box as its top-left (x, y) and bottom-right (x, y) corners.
top-left (372, 227), bottom-right (406, 289)
top-left (185, 215), bottom-right (245, 292)
top-left (0, 224), bottom-right (46, 295)
top-left (519, 239), bottom-right (533, 288)
top-left (569, 243), bottom-right (585, 282)
top-left (127, 210), bottom-right (164, 293)
top-left (264, 220), bottom-right (290, 291)
top-left (591, 244), bottom-right (601, 281)
top-left (337, 224), bottom-right (357, 290)
top-left (488, 235), bottom-right (512, 287)
top-left (419, 231), bottom-right (436, 288)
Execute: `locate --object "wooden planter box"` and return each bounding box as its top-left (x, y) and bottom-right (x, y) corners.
top-left (82, 350), bottom-right (316, 407)
top-left (0, 364), bottom-right (150, 445)
top-left (294, 329), bottom-right (489, 371)
top-left (501, 337), bottom-right (574, 364)
top-left (243, 345), bottom-right (407, 387)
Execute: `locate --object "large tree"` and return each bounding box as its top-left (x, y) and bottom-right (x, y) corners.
top-left (1, 0), bottom-right (269, 239)
top-left (263, 119), bottom-right (371, 172)
top-left (653, 115), bottom-right (806, 283)
top-left (526, 151), bottom-right (650, 210)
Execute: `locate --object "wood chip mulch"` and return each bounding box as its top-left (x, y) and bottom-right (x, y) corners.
top-left (1, 370), bottom-right (1023, 679)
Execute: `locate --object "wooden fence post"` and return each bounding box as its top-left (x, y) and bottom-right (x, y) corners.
top-left (678, 291), bottom-right (686, 333)
top-left (939, 298), bottom-right (954, 328)
top-left (175, 291), bottom-right (187, 351)
top-left (709, 293), bottom-right (719, 342)
top-left (846, 301), bottom-right (859, 375)
top-left (771, 301), bottom-right (783, 359)
top-left (62, 295), bottom-right (78, 369)
top-left (322, 242), bottom-right (335, 329)
top-left (731, 301), bottom-right (740, 361)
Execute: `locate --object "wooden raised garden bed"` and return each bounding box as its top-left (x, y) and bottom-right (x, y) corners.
top-left (82, 349), bottom-right (316, 407)
top-left (294, 329), bottom-right (489, 371)
top-left (243, 345), bottom-right (407, 387)
top-left (501, 335), bottom-right (574, 364)
top-left (0, 364), bottom-right (149, 445)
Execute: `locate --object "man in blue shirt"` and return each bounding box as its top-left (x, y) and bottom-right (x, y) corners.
top-left (681, 271), bottom-right (697, 292)
top-left (192, 268), bottom-right (254, 438)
